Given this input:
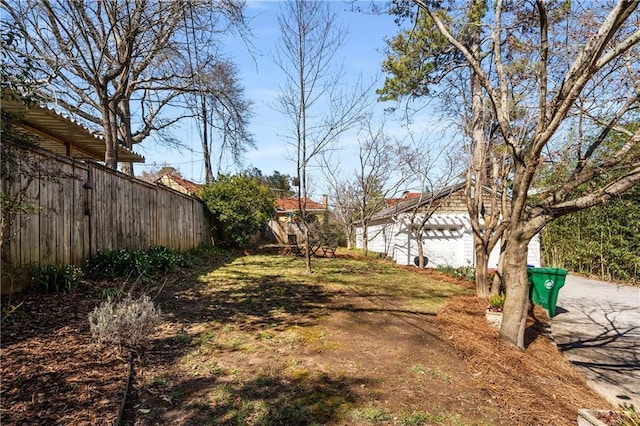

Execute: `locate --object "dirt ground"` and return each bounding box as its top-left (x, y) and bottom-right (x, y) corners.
top-left (0, 254), bottom-right (610, 425)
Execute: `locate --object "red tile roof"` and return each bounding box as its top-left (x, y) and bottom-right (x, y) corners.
top-left (159, 174), bottom-right (203, 196)
top-left (276, 197), bottom-right (326, 212)
top-left (386, 192), bottom-right (422, 207)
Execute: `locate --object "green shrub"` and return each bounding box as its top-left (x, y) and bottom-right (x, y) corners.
top-left (436, 265), bottom-right (475, 282)
top-left (99, 287), bottom-right (124, 300)
top-left (88, 294), bottom-right (161, 352)
top-left (488, 293), bottom-right (506, 311)
top-left (201, 174), bottom-right (276, 247)
top-left (86, 246), bottom-right (185, 279)
top-left (147, 246), bottom-right (185, 272)
top-left (31, 264), bottom-right (82, 293)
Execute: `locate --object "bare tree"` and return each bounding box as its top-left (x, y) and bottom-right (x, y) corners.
top-left (138, 165), bottom-right (182, 184)
top-left (380, 0), bottom-right (510, 297)
top-left (186, 60), bottom-right (255, 182)
top-left (406, 0), bottom-right (640, 348)
top-left (320, 159), bottom-right (358, 249)
top-left (2, 0), bottom-right (248, 174)
top-left (396, 135), bottom-right (462, 268)
top-left (350, 122), bottom-right (408, 257)
top-left (274, 0), bottom-right (372, 272)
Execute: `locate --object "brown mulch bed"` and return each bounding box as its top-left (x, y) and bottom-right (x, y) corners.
top-left (1, 288), bottom-right (131, 425)
top-left (435, 295), bottom-right (611, 424)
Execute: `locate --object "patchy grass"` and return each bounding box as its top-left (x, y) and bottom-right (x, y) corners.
top-left (123, 254), bottom-right (488, 425)
top-left (121, 253), bottom-right (608, 425)
top-left (4, 251), bottom-right (606, 425)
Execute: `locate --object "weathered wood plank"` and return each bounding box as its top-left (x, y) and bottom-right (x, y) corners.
top-left (4, 146), bottom-right (213, 273)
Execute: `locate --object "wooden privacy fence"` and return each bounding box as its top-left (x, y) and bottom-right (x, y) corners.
top-left (2, 142), bottom-right (213, 271)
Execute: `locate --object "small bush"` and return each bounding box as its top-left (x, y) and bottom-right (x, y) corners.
top-left (31, 264), bottom-right (82, 293)
top-left (88, 295), bottom-right (161, 351)
top-left (488, 293), bottom-right (506, 312)
top-left (99, 287), bottom-right (124, 300)
top-left (86, 246), bottom-right (185, 279)
top-left (147, 245), bottom-right (185, 272)
top-left (436, 265), bottom-right (475, 282)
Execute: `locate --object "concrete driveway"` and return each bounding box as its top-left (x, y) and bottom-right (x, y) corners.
top-left (550, 275), bottom-right (640, 408)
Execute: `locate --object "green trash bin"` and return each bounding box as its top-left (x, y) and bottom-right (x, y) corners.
top-left (527, 267), bottom-right (568, 317)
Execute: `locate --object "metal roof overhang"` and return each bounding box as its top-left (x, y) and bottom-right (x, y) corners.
top-left (1, 97), bottom-right (145, 163)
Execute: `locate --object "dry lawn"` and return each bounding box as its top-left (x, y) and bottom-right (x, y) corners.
top-left (0, 252), bottom-right (610, 425)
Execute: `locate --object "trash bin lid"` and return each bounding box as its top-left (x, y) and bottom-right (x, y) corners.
top-left (527, 267), bottom-right (568, 276)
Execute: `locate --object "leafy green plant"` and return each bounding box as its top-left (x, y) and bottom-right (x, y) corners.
top-left (147, 377), bottom-right (170, 388)
top-left (88, 294), bottom-right (161, 352)
top-left (436, 265), bottom-right (475, 282)
top-left (543, 185), bottom-right (640, 284)
top-left (86, 246), bottom-right (185, 279)
top-left (31, 264), bottom-right (82, 293)
top-left (99, 287), bottom-right (124, 300)
top-left (351, 406), bottom-right (392, 423)
top-left (147, 246), bottom-right (185, 273)
top-left (175, 330), bottom-right (192, 344)
top-left (598, 407), bottom-right (640, 426)
top-left (400, 411), bottom-right (431, 426)
top-left (201, 174), bottom-right (276, 247)
top-left (488, 293), bottom-right (506, 312)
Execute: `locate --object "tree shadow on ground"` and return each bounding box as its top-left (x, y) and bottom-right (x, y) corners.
top-left (552, 302), bottom-right (640, 405)
top-left (158, 273), bottom-right (335, 331)
top-left (133, 373), bottom-right (372, 426)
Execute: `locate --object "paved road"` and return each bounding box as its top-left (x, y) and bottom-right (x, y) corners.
top-left (550, 275), bottom-right (640, 409)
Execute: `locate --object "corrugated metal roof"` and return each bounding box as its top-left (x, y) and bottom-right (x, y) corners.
top-left (1, 96), bottom-right (145, 163)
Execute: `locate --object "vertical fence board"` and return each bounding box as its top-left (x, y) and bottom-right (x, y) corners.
top-left (4, 145), bottom-right (212, 273)
top-left (70, 162), bottom-right (88, 266)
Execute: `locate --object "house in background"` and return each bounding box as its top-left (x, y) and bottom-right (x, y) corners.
top-left (384, 191), bottom-right (422, 207)
top-left (2, 95), bottom-right (145, 164)
top-left (267, 196), bottom-right (329, 243)
top-left (157, 174), bottom-right (203, 198)
top-left (354, 184), bottom-right (540, 269)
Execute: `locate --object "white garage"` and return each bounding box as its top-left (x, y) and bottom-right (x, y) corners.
top-left (354, 185), bottom-right (540, 269)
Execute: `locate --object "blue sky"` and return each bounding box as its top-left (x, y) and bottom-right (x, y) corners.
top-left (136, 1), bottom-right (447, 198)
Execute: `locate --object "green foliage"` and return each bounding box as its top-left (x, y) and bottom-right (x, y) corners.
top-left (378, 9), bottom-right (459, 102)
top-left (1, 24), bottom-right (41, 106)
top-left (86, 246), bottom-right (185, 279)
top-left (488, 293), bottom-right (505, 310)
top-left (311, 221), bottom-right (346, 246)
top-left (436, 265), bottom-right (475, 282)
top-left (243, 167), bottom-right (294, 197)
top-left (88, 294), bottom-right (161, 352)
top-left (351, 406), bottom-right (393, 423)
top-left (30, 264), bottom-right (82, 293)
top-left (146, 245), bottom-right (186, 272)
top-left (597, 407), bottom-right (640, 426)
top-left (543, 186), bottom-right (640, 284)
top-left (202, 174), bottom-right (276, 247)
top-left (99, 287), bottom-right (124, 300)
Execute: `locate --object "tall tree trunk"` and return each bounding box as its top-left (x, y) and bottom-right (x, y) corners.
top-left (491, 240), bottom-right (507, 294)
top-left (346, 225), bottom-right (353, 249)
top-left (200, 94), bottom-right (213, 183)
top-left (118, 100), bottom-right (134, 176)
top-left (475, 244), bottom-right (489, 298)
top-left (415, 230), bottom-right (426, 268)
top-left (499, 229), bottom-right (530, 349)
top-left (361, 223), bottom-right (369, 257)
top-left (102, 99), bottom-right (118, 170)
top-left (468, 65), bottom-right (489, 297)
